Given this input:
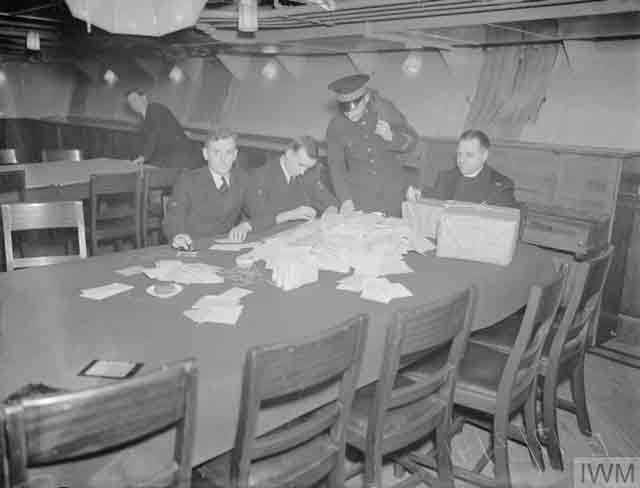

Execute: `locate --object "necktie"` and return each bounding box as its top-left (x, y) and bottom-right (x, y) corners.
top-left (219, 178), bottom-right (229, 193)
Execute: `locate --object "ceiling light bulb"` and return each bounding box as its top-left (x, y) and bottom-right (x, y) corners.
top-left (402, 52), bottom-right (422, 76)
top-left (261, 60), bottom-right (278, 80)
top-left (103, 69), bottom-right (118, 85)
top-left (169, 65), bottom-right (184, 83)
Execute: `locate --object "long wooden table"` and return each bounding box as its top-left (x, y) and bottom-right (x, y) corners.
top-left (0, 158), bottom-right (147, 201)
top-left (0, 235), bottom-right (556, 480)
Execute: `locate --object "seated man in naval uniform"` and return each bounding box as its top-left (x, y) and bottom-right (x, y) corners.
top-left (241, 136), bottom-right (339, 234)
top-left (407, 129), bottom-right (518, 207)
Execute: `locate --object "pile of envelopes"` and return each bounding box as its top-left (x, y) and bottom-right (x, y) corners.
top-left (240, 212), bottom-right (433, 295)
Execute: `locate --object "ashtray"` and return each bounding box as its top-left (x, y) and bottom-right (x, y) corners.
top-left (146, 283), bottom-right (183, 298)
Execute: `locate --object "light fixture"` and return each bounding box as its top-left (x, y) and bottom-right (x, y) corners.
top-left (26, 31), bottom-right (40, 51)
top-left (402, 52), bottom-right (422, 76)
top-left (0, 70), bottom-right (7, 85)
top-left (261, 59), bottom-right (278, 80)
top-left (238, 0), bottom-right (258, 33)
top-left (103, 69), bottom-right (118, 85)
top-left (169, 65), bottom-right (184, 83)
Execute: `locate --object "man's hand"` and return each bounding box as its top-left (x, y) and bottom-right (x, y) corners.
top-left (228, 222), bottom-right (252, 242)
top-left (406, 186), bottom-right (422, 202)
top-left (172, 233), bottom-right (193, 250)
top-left (375, 119), bottom-right (393, 142)
top-left (322, 205), bottom-right (338, 217)
top-left (132, 155), bottom-right (144, 166)
top-left (340, 199), bottom-right (355, 214)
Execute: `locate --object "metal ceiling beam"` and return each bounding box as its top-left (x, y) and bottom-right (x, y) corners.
top-left (198, 0), bottom-right (640, 42)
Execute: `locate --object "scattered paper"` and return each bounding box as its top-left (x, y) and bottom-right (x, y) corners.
top-left (184, 305), bottom-right (244, 326)
top-left (209, 242), bottom-right (256, 252)
top-left (185, 287), bottom-right (253, 326)
top-left (144, 261), bottom-right (223, 284)
top-left (114, 265), bottom-right (146, 277)
top-left (81, 283), bottom-right (134, 300)
top-left (360, 278), bottom-right (413, 304)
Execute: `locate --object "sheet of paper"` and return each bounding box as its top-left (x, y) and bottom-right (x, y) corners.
top-left (336, 274), bottom-right (370, 292)
top-left (360, 278), bottom-right (412, 303)
top-left (183, 305), bottom-right (243, 325)
top-left (82, 360), bottom-right (139, 378)
top-left (114, 265), bottom-right (146, 277)
top-left (81, 283), bottom-right (134, 300)
top-left (209, 242), bottom-right (256, 252)
top-left (192, 295), bottom-right (241, 309)
top-left (219, 287), bottom-right (253, 300)
top-left (144, 261), bottom-right (223, 284)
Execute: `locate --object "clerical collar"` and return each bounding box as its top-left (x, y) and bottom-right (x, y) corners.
top-left (209, 168), bottom-right (230, 190)
top-left (280, 155), bottom-right (292, 184)
top-left (461, 166), bottom-right (484, 179)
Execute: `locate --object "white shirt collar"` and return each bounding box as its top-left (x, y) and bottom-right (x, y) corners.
top-left (280, 156), bottom-right (292, 184)
top-left (209, 168), bottom-right (230, 189)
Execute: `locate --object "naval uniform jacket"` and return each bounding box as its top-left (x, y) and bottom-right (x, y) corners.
top-left (424, 165), bottom-right (518, 207)
top-left (244, 156), bottom-right (339, 232)
top-left (162, 166), bottom-right (248, 239)
top-left (326, 91), bottom-right (418, 217)
top-left (140, 103), bottom-right (203, 170)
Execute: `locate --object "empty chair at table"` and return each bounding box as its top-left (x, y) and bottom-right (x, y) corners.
top-left (89, 171), bottom-right (143, 255)
top-left (2, 359), bottom-right (198, 488)
top-left (199, 314), bottom-right (368, 488)
top-left (41, 148), bottom-right (84, 162)
top-left (404, 271), bottom-right (566, 487)
top-left (143, 168), bottom-right (182, 246)
top-left (345, 286), bottom-right (476, 488)
top-left (1, 200), bottom-right (87, 271)
top-left (0, 148), bottom-right (19, 165)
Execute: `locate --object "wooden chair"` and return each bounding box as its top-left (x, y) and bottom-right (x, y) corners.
top-left (1, 359), bottom-right (198, 488)
top-left (1, 201), bottom-right (87, 271)
top-left (142, 168), bottom-right (181, 246)
top-left (345, 287), bottom-right (476, 488)
top-left (0, 148), bottom-right (19, 165)
top-left (199, 314), bottom-right (368, 488)
top-left (89, 172), bottom-right (143, 255)
top-left (404, 271), bottom-right (566, 487)
top-left (469, 246), bottom-right (614, 470)
top-left (41, 148), bottom-right (84, 162)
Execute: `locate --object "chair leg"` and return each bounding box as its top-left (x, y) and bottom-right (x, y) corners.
top-left (327, 452), bottom-right (345, 488)
top-left (435, 417), bottom-right (455, 488)
top-left (569, 355), bottom-right (592, 436)
top-left (492, 414), bottom-right (511, 488)
top-left (543, 374), bottom-right (564, 471)
top-left (364, 449), bottom-right (383, 488)
top-left (523, 385), bottom-right (545, 472)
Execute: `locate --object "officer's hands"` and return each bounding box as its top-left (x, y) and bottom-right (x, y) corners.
top-left (375, 120), bottom-right (393, 141)
top-left (172, 233), bottom-right (193, 250)
top-left (228, 222), bottom-right (252, 242)
top-left (340, 199), bottom-right (355, 214)
top-left (406, 186), bottom-right (422, 202)
top-left (322, 205), bottom-right (338, 217)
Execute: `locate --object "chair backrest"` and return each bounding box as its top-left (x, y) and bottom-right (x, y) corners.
top-left (0, 170), bottom-right (25, 203)
top-left (142, 168), bottom-right (182, 246)
top-left (41, 148), bottom-right (83, 162)
top-left (2, 359), bottom-right (198, 488)
top-left (89, 172), bottom-right (143, 254)
top-left (367, 287), bottom-right (476, 452)
top-left (1, 201), bottom-right (87, 271)
top-left (550, 246), bottom-right (614, 361)
top-left (0, 148), bottom-right (19, 165)
top-left (231, 314), bottom-right (368, 487)
top-left (498, 271), bottom-right (566, 408)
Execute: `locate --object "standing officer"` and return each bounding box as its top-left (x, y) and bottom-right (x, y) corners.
top-left (326, 74), bottom-right (418, 217)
